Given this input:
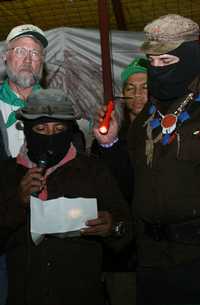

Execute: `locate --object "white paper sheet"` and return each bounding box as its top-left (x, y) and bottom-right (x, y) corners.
top-left (30, 196), bottom-right (97, 244)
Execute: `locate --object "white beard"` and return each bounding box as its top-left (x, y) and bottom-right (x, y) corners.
top-left (6, 64), bottom-right (43, 88)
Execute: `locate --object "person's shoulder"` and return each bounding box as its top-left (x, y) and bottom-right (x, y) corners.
top-left (0, 157), bottom-right (17, 176)
top-left (185, 94), bottom-right (200, 119)
top-left (75, 151), bottom-right (108, 171)
top-left (0, 157), bottom-right (16, 166)
top-left (128, 102), bottom-right (150, 133)
top-left (76, 151), bottom-right (101, 163)
top-left (0, 83), bottom-right (8, 108)
top-left (0, 81), bottom-right (5, 98)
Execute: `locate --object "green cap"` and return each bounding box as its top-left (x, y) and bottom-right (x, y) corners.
top-left (121, 56), bottom-right (148, 82)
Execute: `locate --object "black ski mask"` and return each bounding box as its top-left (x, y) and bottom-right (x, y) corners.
top-left (23, 118), bottom-right (75, 167)
top-left (148, 41), bottom-right (200, 101)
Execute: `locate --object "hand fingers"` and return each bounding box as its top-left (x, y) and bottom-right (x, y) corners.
top-left (23, 167), bottom-right (45, 183)
top-left (86, 211), bottom-right (110, 225)
top-left (81, 224), bottom-right (109, 236)
top-left (94, 105), bottom-right (108, 124)
top-left (86, 218), bottom-right (105, 226)
top-left (81, 211), bottom-right (112, 236)
top-left (19, 168), bottom-right (46, 200)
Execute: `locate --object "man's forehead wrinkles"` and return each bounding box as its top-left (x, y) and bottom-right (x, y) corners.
top-left (8, 37), bottom-right (42, 50)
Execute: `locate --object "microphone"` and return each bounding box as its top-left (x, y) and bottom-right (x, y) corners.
top-left (37, 159), bottom-right (48, 176)
top-left (31, 156), bottom-right (49, 197)
top-left (99, 100), bottom-right (114, 134)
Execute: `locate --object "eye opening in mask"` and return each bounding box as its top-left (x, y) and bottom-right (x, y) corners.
top-left (32, 122), bottom-right (68, 135)
top-left (23, 117), bottom-right (75, 133)
top-left (147, 54), bottom-right (180, 67)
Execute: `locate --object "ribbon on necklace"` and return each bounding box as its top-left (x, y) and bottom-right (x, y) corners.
top-left (147, 93), bottom-right (194, 145)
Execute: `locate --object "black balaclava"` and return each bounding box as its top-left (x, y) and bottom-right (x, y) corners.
top-left (148, 41), bottom-right (200, 101)
top-left (23, 117), bottom-right (75, 167)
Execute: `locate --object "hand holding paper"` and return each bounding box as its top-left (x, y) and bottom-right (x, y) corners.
top-left (81, 211), bottom-right (113, 237)
top-left (30, 196), bottom-right (98, 244)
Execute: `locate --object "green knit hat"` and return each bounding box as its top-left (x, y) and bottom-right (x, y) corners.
top-left (121, 56), bottom-right (148, 82)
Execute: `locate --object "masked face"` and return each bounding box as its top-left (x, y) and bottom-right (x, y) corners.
top-left (147, 41), bottom-right (200, 101)
top-left (24, 119), bottom-right (75, 167)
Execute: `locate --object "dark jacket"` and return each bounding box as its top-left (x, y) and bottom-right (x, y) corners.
top-left (128, 94), bottom-right (200, 268)
top-left (91, 135), bottom-right (134, 205)
top-left (0, 111), bottom-right (9, 160)
top-left (91, 118), bottom-right (136, 271)
top-left (0, 110), bottom-right (9, 256)
top-left (0, 153), bottom-right (132, 305)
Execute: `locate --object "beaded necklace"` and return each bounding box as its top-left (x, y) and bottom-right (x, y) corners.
top-left (144, 93), bottom-right (194, 167)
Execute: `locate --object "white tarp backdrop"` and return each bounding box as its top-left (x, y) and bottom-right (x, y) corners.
top-left (0, 27), bottom-right (144, 121)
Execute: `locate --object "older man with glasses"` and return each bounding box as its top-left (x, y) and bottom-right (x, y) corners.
top-left (0, 24), bottom-right (48, 305)
top-left (0, 24), bottom-right (48, 157)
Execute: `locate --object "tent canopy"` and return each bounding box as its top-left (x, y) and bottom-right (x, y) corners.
top-left (0, 0), bottom-right (199, 41)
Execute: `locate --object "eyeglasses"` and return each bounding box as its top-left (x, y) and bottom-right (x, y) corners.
top-left (7, 47), bottom-right (43, 61)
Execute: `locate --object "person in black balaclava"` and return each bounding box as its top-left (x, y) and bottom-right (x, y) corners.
top-left (127, 14), bottom-right (200, 305)
top-left (141, 14), bottom-right (200, 104)
top-left (90, 13), bottom-right (200, 305)
top-left (23, 117), bottom-right (75, 168)
top-left (0, 88), bottom-right (132, 305)
top-left (147, 40), bottom-right (200, 101)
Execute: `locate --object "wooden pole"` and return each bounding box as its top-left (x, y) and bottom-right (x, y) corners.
top-left (98, 0), bottom-right (114, 103)
top-left (111, 0), bottom-right (127, 30)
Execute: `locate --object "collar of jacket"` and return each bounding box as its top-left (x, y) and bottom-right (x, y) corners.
top-left (0, 79), bottom-right (41, 128)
